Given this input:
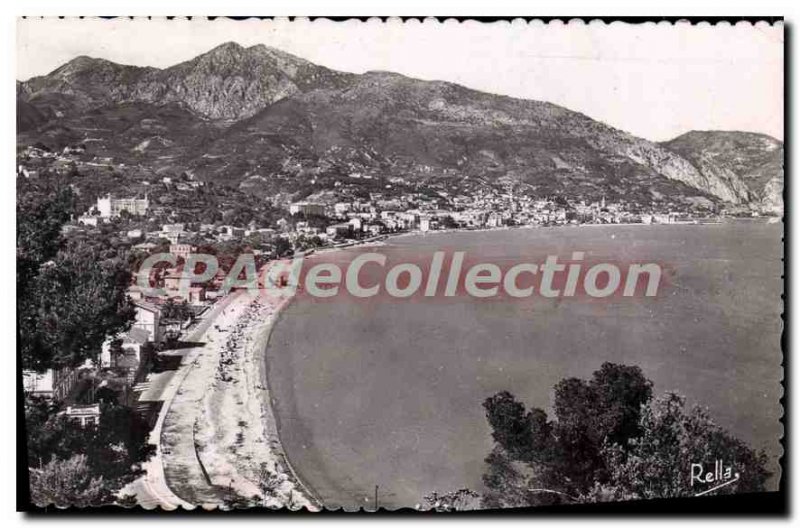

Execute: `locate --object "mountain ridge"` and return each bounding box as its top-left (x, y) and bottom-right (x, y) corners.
top-left (17, 42), bottom-right (783, 210)
top-left (21, 42), bottom-right (355, 121)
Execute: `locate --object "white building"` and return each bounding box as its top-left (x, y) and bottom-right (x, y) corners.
top-left (78, 215), bottom-right (99, 227)
top-left (96, 195), bottom-right (149, 218)
top-left (65, 404), bottom-right (101, 427)
top-left (23, 367), bottom-right (81, 401)
top-left (218, 225), bottom-right (245, 241)
top-left (334, 202), bottom-right (352, 216)
top-left (349, 217), bottom-right (363, 232)
top-left (162, 223), bottom-right (185, 233)
top-left (420, 217), bottom-right (439, 232)
top-left (290, 202), bottom-right (326, 216)
top-left (99, 326), bottom-right (151, 384)
top-left (22, 370), bottom-right (54, 399)
top-left (170, 243), bottom-right (195, 261)
top-left (132, 300), bottom-right (163, 343)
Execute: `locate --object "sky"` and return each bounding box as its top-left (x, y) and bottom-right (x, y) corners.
top-left (16, 17), bottom-right (784, 142)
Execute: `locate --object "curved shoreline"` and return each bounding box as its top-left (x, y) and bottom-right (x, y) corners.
top-left (148, 290), bottom-right (321, 510)
top-left (194, 292), bottom-right (320, 509)
top-left (256, 223), bottom-right (784, 509)
top-left (260, 294), bottom-right (375, 511)
top-left (254, 293), bottom-right (323, 509)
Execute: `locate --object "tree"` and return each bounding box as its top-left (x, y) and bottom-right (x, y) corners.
top-left (581, 393), bottom-right (770, 502)
top-left (17, 180), bottom-right (75, 301)
top-left (28, 401), bottom-right (155, 502)
top-left (20, 239), bottom-right (134, 371)
top-left (294, 234), bottom-right (324, 252)
top-left (17, 179), bottom-right (134, 371)
top-left (481, 446), bottom-right (542, 509)
top-left (483, 391), bottom-right (532, 458)
top-left (481, 393), bottom-right (564, 507)
top-left (29, 455), bottom-right (106, 507)
top-left (440, 216), bottom-right (459, 229)
top-left (273, 237), bottom-right (293, 258)
top-left (481, 363), bottom-right (770, 508)
top-left (550, 363), bottom-right (653, 490)
top-left (24, 395), bottom-right (56, 466)
top-left (161, 298), bottom-right (193, 323)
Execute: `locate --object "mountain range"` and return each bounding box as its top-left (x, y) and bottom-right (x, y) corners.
top-left (17, 42), bottom-right (783, 211)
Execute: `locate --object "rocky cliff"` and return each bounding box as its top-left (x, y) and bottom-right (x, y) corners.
top-left (663, 131), bottom-right (784, 212)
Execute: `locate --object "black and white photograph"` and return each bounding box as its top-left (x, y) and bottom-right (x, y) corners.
top-left (13, 15), bottom-right (785, 514)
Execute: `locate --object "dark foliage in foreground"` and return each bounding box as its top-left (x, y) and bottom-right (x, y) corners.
top-left (18, 177), bottom-right (135, 371)
top-left (479, 363), bottom-right (770, 508)
top-left (25, 396), bottom-right (155, 506)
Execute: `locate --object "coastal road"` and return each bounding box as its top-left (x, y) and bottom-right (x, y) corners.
top-left (127, 292), bottom-right (245, 509)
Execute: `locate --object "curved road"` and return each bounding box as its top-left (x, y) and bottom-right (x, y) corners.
top-left (128, 292), bottom-right (245, 509)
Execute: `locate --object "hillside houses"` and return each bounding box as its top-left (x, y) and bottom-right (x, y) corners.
top-left (22, 284), bottom-right (200, 413)
top-left (61, 183), bottom-right (696, 266)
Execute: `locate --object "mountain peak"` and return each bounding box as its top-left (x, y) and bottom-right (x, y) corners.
top-left (185, 41), bottom-right (316, 74)
top-left (195, 41), bottom-right (247, 63)
top-left (19, 42), bottom-right (781, 208)
top-left (209, 41), bottom-right (245, 53)
top-left (49, 55), bottom-right (108, 76)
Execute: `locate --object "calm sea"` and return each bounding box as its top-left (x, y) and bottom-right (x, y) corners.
top-left (265, 222), bottom-right (783, 509)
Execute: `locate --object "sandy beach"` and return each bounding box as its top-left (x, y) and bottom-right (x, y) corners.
top-left (128, 286), bottom-right (317, 510)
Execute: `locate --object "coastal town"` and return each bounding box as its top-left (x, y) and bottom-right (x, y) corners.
top-left (19, 136), bottom-right (776, 508)
top-left (19, 141), bottom-right (762, 252)
top-left (13, 139), bottom-right (692, 506)
top-left (18, 132), bottom-right (778, 408)
top-left (17, 24), bottom-right (783, 513)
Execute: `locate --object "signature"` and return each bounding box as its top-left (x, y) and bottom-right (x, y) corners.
top-left (691, 459), bottom-right (740, 496)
